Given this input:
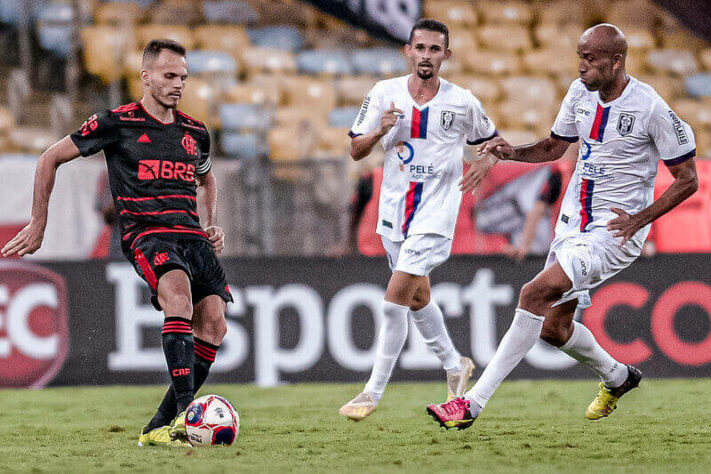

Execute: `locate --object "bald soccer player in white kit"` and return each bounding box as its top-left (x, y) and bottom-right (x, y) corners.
top-left (339, 19), bottom-right (498, 421)
top-left (426, 24), bottom-right (699, 430)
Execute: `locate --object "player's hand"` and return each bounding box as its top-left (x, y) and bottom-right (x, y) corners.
top-left (205, 226), bottom-right (225, 254)
top-left (1, 220), bottom-right (45, 257)
top-left (607, 207), bottom-right (643, 246)
top-left (503, 243), bottom-right (528, 261)
top-left (460, 153), bottom-right (497, 193)
top-left (378, 102), bottom-right (403, 136)
top-left (478, 136), bottom-right (515, 160)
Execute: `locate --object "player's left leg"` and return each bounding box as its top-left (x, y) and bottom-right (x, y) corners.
top-left (543, 307), bottom-right (641, 420)
top-left (409, 278), bottom-right (474, 400)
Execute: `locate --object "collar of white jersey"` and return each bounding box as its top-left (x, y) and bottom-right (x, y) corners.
top-left (596, 75), bottom-right (637, 107)
top-left (403, 74), bottom-right (448, 109)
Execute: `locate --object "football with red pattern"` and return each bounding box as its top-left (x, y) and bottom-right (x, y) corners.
top-left (185, 394), bottom-right (240, 446)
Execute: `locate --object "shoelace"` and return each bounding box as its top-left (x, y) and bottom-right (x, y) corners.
top-left (443, 397), bottom-right (470, 415)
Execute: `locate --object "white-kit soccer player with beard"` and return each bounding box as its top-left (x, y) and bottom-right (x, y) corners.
top-left (339, 19), bottom-right (498, 421)
top-left (427, 24), bottom-right (699, 430)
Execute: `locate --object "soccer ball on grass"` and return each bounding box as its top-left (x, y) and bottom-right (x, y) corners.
top-left (185, 394), bottom-right (240, 446)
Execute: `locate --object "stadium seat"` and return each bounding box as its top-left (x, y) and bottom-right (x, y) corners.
top-left (685, 74), bottom-right (711, 98)
top-left (329, 107), bottom-right (359, 128)
top-left (95, 1), bottom-right (144, 25)
top-left (439, 56), bottom-right (466, 76)
top-left (242, 46), bottom-right (297, 76)
top-left (218, 103), bottom-right (271, 131)
top-left (446, 28), bottom-right (477, 57)
top-left (137, 24), bottom-right (194, 50)
top-left (425, 0), bottom-right (478, 26)
top-left (523, 48), bottom-right (578, 76)
top-left (186, 50), bottom-right (238, 77)
top-left (223, 79), bottom-right (282, 105)
top-left (202, 0), bottom-right (259, 24)
top-left (535, 0), bottom-right (600, 26)
top-left (534, 24), bottom-right (581, 50)
top-left (625, 50), bottom-right (649, 76)
top-left (334, 76), bottom-right (377, 106)
top-left (496, 100), bottom-right (556, 130)
top-left (0, 107), bottom-right (16, 133)
top-left (36, 2), bottom-right (73, 58)
top-left (637, 75), bottom-right (683, 101)
top-left (500, 76), bottom-right (557, 106)
top-left (448, 75), bottom-right (502, 103)
top-left (8, 127), bottom-right (58, 153)
top-left (477, 1), bottom-right (533, 25)
top-left (82, 27), bottom-right (136, 84)
top-left (463, 50), bottom-right (521, 75)
top-left (220, 131), bottom-right (261, 160)
top-left (314, 127), bottom-right (350, 158)
top-left (274, 105), bottom-right (328, 130)
top-left (698, 49), bottom-right (711, 71)
top-left (0, 0), bottom-right (46, 25)
top-left (193, 25), bottom-right (250, 62)
top-left (496, 129), bottom-right (538, 146)
top-left (149, 0), bottom-right (203, 24)
top-left (268, 125), bottom-right (308, 166)
top-left (280, 76), bottom-right (337, 110)
top-left (624, 28), bottom-right (656, 52)
top-left (477, 25), bottom-right (532, 51)
top-left (178, 78), bottom-right (218, 128)
top-left (647, 49), bottom-right (699, 76)
top-left (608, 0), bottom-right (660, 31)
top-left (297, 50), bottom-right (353, 77)
top-left (351, 48), bottom-right (408, 77)
top-left (247, 26), bottom-right (303, 52)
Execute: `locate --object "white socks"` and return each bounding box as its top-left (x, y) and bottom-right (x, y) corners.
top-left (411, 300), bottom-right (462, 372)
top-left (466, 308), bottom-right (544, 408)
top-left (558, 321), bottom-right (628, 388)
top-left (365, 301), bottom-right (409, 397)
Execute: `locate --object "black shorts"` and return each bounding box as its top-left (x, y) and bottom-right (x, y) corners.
top-left (127, 235), bottom-right (233, 311)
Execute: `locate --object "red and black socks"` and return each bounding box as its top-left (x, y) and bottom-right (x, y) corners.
top-left (161, 317), bottom-right (195, 415)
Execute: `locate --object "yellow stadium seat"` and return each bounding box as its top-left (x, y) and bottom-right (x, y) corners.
top-left (193, 25), bottom-right (250, 64)
top-left (334, 76), bottom-right (377, 106)
top-left (696, 129), bottom-right (711, 158)
top-left (673, 98), bottom-right (711, 132)
top-left (477, 1), bottom-right (533, 25)
top-left (314, 127), bottom-right (350, 158)
top-left (447, 75), bottom-right (502, 103)
top-left (274, 105), bottom-right (328, 130)
top-left (179, 78), bottom-right (219, 129)
top-left (500, 76), bottom-right (557, 106)
top-left (439, 55), bottom-right (466, 76)
top-left (497, 128), bottom-right (538, 146)
top-left (123, 50), bottom-right (143, 80)
top-left (536, 0), bottom-right (604, 26)
top-left (522, 48), bottom-right (578, 76)
top-left (496, 99), bottom-right (557, 130)
top-left (625, 50), bottom-right (648, 75)
top-left (636, 75), bottom-right (684, 101)
top-left (81, 26), bottom-right (136, 84)
top-left (241, 46), bottom-right (297, 76)
top-left (477, 25), bottom-right (532, 51)
top-left (149, 0), bottom-right (203, 25)
top-left (647, 49), bottom-right (699, 76)
top-left (425, 0), bottom-right (479, 26)
top-left (463, 50), bottom-right (521, 75)
top-left (268, 125), bottom-right (313, 180)
top-left (0, 107), bottom-right (16, 133)
top-left (281, 76), bottom-right (337, 110)
top-left (127, 77), bottom-right (143, 101)
top-left (95, 1), bottom-right (144, 25)
top-left (534, 24), bottom-right (582, 50)
top-left (223, 80), bottom-right (282, 105)
top-left (137, 24), bottom-right (194, 50)
top-left (625, 28), bottom-right (656, 51)
top-left (608, 0), bottom-right (659, 31)
top-left (699, 49), bottom-right (711, 71)
top-left (446, 28), bottom-right (477, 57)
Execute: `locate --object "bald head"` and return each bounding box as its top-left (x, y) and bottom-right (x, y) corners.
top-left (580, 23), bottom-right (627, 58)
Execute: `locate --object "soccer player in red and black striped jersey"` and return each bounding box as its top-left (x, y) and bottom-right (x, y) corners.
top-left (2, 39), bottom-right (233, 447)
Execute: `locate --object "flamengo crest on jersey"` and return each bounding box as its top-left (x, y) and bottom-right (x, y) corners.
top-left (349, 75), bottom-right (497, 241)
top-left (551, 76), bottom-right (696, 252)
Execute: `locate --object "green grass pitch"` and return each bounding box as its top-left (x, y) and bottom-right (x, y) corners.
top-left (2, 379), bottom-right (710, 473)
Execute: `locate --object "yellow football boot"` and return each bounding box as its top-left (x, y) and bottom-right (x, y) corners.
top-left (169, 411), bottom-right (188, 440)
top-left (138, 425), bottom-right (191, 447)
top-left (586, 365), bottom-right (642, 420)
top-left (339, 392), bottom-right (378, 421)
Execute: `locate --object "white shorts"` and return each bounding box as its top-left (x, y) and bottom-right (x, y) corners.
top-left (545, 230), bottom-right (640, 309)
top-left (381, 234), bottom-right (453, 276)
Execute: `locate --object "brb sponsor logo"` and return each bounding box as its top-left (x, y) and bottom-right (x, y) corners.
top-left (137, 160), bottom-right (195, 182)
top-left (0, 261), bottom-right (69, 388)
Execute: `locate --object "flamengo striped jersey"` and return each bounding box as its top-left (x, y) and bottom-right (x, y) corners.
top-left (70, 102), bottom-right (212, 253)
top-left (350, 75), bottom-right (497, 241)
top-left (550, 77), bottom-right (696, 252)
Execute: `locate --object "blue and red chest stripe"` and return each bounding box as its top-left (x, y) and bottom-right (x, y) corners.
top-left (589, 104), bottom-right (610, 142)
top-left (410, 107), bottom-right (429, 139)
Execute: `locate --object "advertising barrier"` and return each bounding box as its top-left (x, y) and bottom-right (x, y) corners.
top-left (0, 255), bottom-right (709, 388)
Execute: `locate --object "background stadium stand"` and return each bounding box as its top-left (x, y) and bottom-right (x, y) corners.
top-left (0, 0), bottom-right (709, 257)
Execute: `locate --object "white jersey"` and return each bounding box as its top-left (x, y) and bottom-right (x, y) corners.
top-left (551, 76), bottom-right (696, 254)
top-left (350, 75), bottom-right (496, 241)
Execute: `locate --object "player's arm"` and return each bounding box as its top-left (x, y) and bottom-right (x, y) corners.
top-left (350, 102), bottom-right (402, 161)
top-left (196, 169), bottom-right (224, 254)
top-left (1, 136), bottom-right (81, 257)
top-left (608, 158), bottom-right (698, 245)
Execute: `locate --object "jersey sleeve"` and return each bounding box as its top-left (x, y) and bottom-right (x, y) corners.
top-left (349, 83), bottom-right (384, 138)
top-left (466, 94), bottom-right (497, 145)
top-left (70, 110), bottom-right (119, 156)
top-left (550, 82), bottom-right (580, 142)
top-left (195, 132), bottom-right (212, 176)
top-left (648, 98), bottom-right (696, 166)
